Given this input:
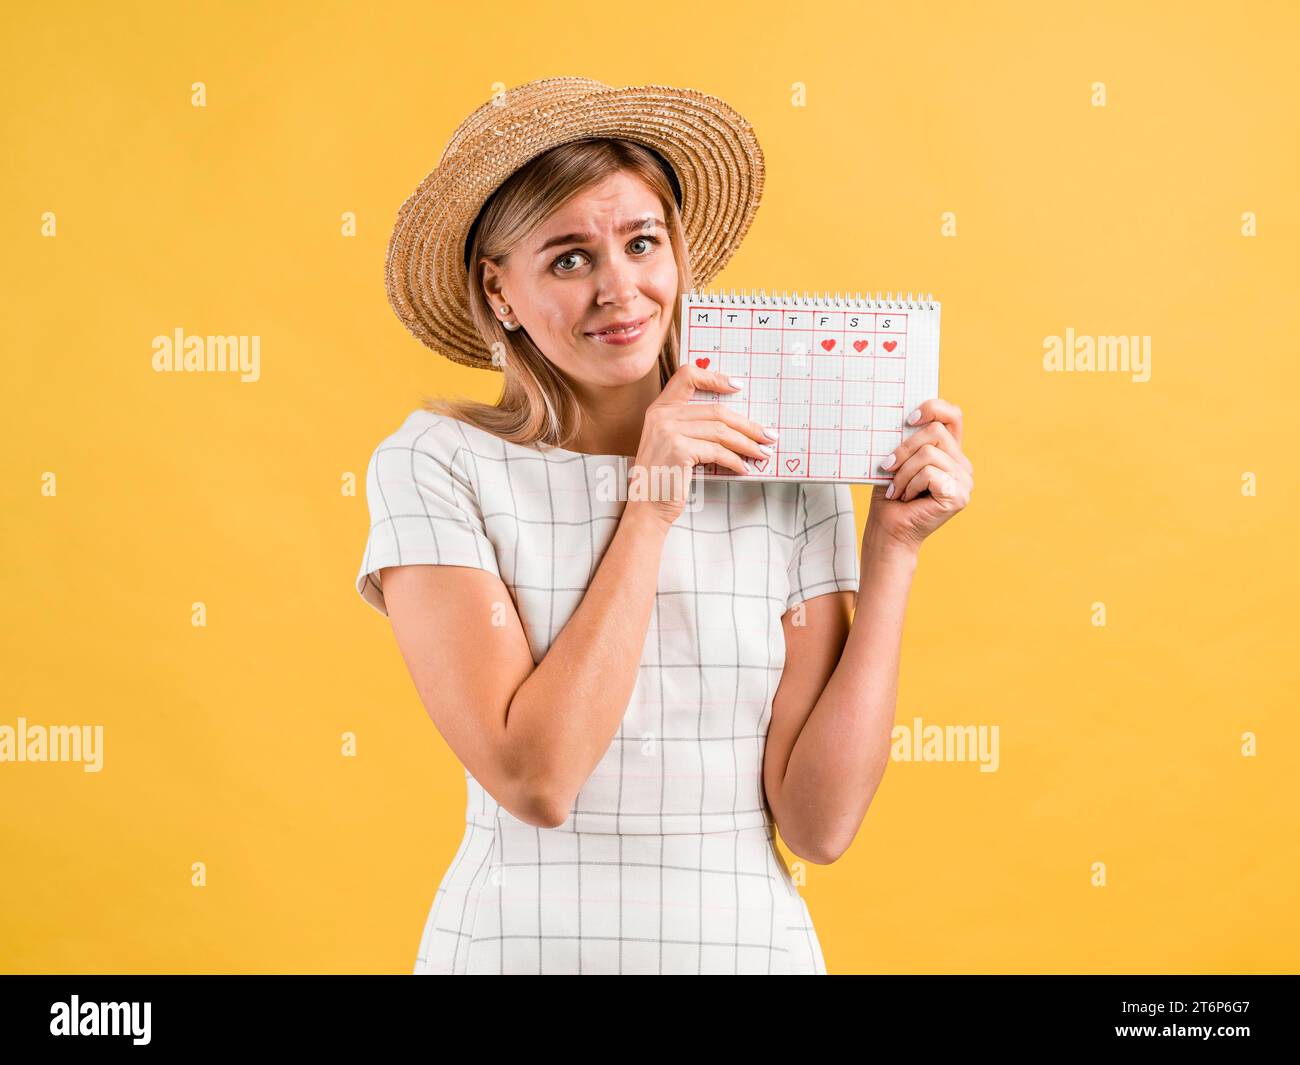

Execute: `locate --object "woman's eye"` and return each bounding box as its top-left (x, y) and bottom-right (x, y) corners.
top-left (552, 236), bottom-right (660, 273)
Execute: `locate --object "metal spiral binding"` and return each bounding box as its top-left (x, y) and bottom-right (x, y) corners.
top-left (683, 289), bottom-right (939, 311)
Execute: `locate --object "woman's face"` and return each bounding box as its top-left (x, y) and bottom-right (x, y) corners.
top-left (482, 171), bottom-right (678, 390)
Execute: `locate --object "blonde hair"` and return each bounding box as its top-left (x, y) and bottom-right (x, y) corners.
top-left (420, 138), bottom-right (693, 449)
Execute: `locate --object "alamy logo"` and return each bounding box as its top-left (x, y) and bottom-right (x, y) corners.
top-left (594, 460), bottom-right (706, 511)
top-left (152, 328), bottom-right (260, 382)
top-left (50, 996), bottom-right (150, 1044)
top-left (0, 717), bottom-right (103, 772)
top-left (1043, 327), bottom-right (1151, 382)
top-left (890, 715), bottom-right (1000, 772)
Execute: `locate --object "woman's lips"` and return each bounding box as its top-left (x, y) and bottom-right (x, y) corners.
top-left (586, 314), bottom-right (653, 344)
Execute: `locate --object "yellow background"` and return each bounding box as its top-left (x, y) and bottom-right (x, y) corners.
top-left (2, 0), bottom-right (1296, 974)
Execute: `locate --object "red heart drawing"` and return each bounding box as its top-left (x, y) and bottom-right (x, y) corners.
top-left (882, 340), bottom-right (897, 352)
top-left (820, 339), bottom-right (836, 352)
top-left (852, 339), bottom-right (869, 352)
top-left (754, 457), bottom-right (769, 471)
top-left (695, 357), bottom-right (710, 368)
top-left (785, 458), bottom-right (800, 472)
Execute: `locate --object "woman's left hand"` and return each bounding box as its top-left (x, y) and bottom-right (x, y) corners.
top-left (867, 397), bottom-right (973, 551)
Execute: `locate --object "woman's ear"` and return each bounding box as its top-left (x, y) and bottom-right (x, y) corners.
top-left (480, 260), bottom-right (506, 309)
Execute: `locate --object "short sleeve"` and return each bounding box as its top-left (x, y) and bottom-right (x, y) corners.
top-left (785, 482), bottom-right (860, 611)
top-left (355, 419), bottom-right (501, 617)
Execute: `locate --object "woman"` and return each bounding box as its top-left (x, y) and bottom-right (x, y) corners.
top-left (356, 78), bottom-right (973, 974)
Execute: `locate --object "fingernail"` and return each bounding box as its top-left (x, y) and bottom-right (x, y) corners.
top-left (881, 452), bottom-right (896, 470)
top-left (728, 376), bottom-right (744, 388)
top-left (907, 409), bottom-right (922, 425)
top-left (885, 482), bottom-right (895, 499)
top-left (760, 443), bottom-right (774, 453)
top-left (764, 426), bottom-right (779, 441)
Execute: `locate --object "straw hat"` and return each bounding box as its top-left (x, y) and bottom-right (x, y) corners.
top-left (384, 76), bottom-right (766, 371)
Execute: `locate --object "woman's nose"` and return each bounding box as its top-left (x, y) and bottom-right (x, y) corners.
top-left (593, 257), bottom-right (640, 305)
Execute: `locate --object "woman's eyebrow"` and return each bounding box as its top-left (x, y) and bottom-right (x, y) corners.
top-left (534, 217), bottom-right (666, 255)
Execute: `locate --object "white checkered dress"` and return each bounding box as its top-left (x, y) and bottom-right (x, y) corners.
top-left (357, 410), bottom-right (860, 974)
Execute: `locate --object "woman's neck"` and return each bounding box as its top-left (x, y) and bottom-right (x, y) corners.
top-left (565, 366), bottom-right (663, 457)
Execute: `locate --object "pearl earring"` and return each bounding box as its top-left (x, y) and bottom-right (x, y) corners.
top-left (499, 304), bottom-right (520, 331)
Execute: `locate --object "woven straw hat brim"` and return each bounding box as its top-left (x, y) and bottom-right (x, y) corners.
top-left (384, 78), bottom-right (766, 371)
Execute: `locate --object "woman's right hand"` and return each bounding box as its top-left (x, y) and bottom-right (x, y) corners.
top-left (627, 363), bottom-right (779, 526)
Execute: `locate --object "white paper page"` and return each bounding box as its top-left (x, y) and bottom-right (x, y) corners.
top-left (682, 291), bottom-right (942, 484)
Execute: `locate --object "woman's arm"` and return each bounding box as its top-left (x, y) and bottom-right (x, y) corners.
top-left (498, 501), bottom-right (672, 824)
top-left (382, 364), bottom-right (775, 829)
top-left (380, 501), bottom-right (670, 829)
top-left (763, 397), bottom-right (973, 863)
top-left (504, 364), bottom-right (773, 820)
top-left (764, 529), bottom-right (918, 864)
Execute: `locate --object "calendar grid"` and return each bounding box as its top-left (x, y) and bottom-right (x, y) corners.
top-left (838, 320), bottom-right (846, 481)
top-left (680, 291), bottom-right (941, 485)
top-left (804, 315), bottom-right (815, 478)
top-left (776, 308), bottom-right (786, 478)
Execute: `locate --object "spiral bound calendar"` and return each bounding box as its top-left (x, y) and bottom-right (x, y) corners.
top-left (682, 289), bottom-right (941, 484)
